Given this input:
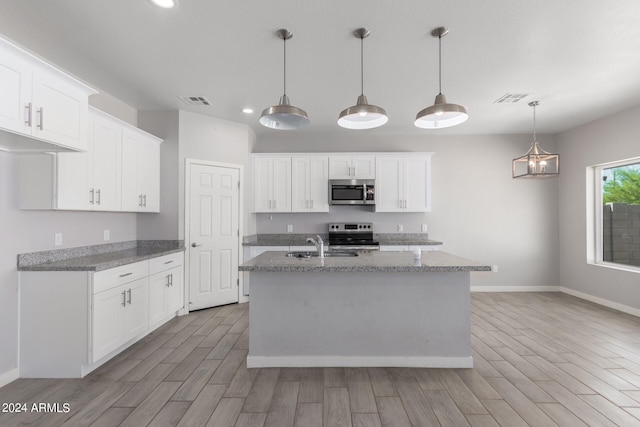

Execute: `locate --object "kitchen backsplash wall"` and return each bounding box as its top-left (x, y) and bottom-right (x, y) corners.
top-left (256, 207), bottom-right (429, 234)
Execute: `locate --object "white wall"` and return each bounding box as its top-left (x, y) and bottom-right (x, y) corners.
top-left (0, 96), bottom-right (139, 385)
top-left (558, 105), bottom-right (640, 310)
top-left (178, 111), bottom-right (256, 239)
top-left (255, 132), bottom-right (560, 289)
top-left (137, 111), bottom-right (180, 240)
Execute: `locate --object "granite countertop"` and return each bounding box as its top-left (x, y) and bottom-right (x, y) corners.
top-left (18, 240), bottom-right (185, 272)
top-left (239, 250), bottom-right (489, 273)
top-left (243, 233), bottom-right (443, 247)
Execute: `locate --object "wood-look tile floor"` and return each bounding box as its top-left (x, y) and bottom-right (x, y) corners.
top-left (2, 292), bottom-right (640, 426)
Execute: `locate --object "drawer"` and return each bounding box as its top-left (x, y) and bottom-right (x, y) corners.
top-left (93, 261), bottom-right (149, 294)
top-left (149, 252), bottom-right (184, 275)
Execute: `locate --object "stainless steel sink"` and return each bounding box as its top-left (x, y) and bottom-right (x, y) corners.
top-left (286, 251), bottom-right (358, 258)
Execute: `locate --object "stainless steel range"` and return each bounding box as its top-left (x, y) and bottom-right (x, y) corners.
top-left (328, 223), bottom-right (380, 250)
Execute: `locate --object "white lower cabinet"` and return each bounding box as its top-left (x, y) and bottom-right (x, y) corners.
top-left (148, 253), bottom-right (184, 329)
top-left (18, 251), bottom-right (184, 378)
top-left (92, 277), bottom-right (148, 362)
top-left (92, 261), bottom-right (150, 363)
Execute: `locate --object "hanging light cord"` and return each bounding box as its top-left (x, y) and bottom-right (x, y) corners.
top-left (282, 36), bottom-right (287, 96)
top-left (438, 33), bottom-right (442, 95)
top-left (360, 35), bottom-right (364, 96)
top-left (532, 103), bottom-right (537, 141)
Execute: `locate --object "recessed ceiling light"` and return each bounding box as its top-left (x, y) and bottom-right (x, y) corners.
top-left (242, 108), bottom-right (254, 114)
top-left (148, 0), bottom-right (178, 9)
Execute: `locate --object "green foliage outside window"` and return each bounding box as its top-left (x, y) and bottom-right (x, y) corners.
top-left (603, 167), bottom-right (640, 205)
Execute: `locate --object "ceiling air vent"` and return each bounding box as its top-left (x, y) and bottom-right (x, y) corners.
top-left (493, 93), bottom-right (530, 104)
top-left (179, 96), bottom-right (211, 106)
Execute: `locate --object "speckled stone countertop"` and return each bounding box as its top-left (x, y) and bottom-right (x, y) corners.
top-left (239, 250), bottom-right (489, 273)
top-left (243, 233), bottom-right (442, 246)
top-left (18, 240), bottom-right (185, 272)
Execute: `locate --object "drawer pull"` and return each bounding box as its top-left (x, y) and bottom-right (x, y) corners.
top-left (119, 272), bottom-right (133, 278)
top-left (164, 260), bottom-right (174, 264)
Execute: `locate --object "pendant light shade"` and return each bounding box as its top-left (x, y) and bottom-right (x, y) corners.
top-left (338, 28), bottom-right (388, 130)
top-left (260, 29), bottom-right (310, 130)
top-left (512, 101), bottom-right (559, 178)
top-left (415, 27), bottom-right (468, 129)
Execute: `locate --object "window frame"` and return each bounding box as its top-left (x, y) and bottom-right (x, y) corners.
top-left (590, 157), bottom-right (640, 273)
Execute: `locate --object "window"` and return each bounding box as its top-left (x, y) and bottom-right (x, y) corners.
top-left (593, 158), bottom-right (640, 270)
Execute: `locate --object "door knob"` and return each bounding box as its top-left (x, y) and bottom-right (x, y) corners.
top-left (191, 243), bottom-right (203, 248)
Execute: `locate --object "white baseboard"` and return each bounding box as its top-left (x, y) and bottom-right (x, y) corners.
top-left (471, 286), bottom-right (560, 292)
top-left (0, 368), bottom-right (19, 388)
top-left (247, 355), bottom-right (473, 369)
top-left (560, 287), bottom-right (640, 318)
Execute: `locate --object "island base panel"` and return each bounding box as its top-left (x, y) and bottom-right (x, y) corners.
top-left (248, 271), bottom-right (472, 368)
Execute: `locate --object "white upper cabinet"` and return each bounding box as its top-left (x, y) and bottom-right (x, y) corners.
top-left (56, 108), bottom-right (122, 211)
top-left (291, 155), bottom-right (329, 212)
top-left (253, 156), bottom-right (292, 212)
top-left (88, 110), bottom-right (123, 211)
top-left (376, 154), bottom-right (432, 212)
top-left (19, 108), bottom-right (159, 212)
top-left (121, 128), bottom-right (161, 212)
top-left (0, 36), bottom-right (96, 152)
top-left (329, 155), bottom-right (376, 179)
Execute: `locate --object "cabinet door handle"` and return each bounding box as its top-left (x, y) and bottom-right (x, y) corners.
top-left (24, 103), bottom-right (32, 126)
top-left (90, 189), bottom-right (95, 205)
top-left (119, 272), bottom-right (133, 278)
top-left (122, 291), bottom-right (126, 307)
top-left (310, 200), bottom-right (314, 209)
top-left (127, 289), bottom-right (132, 305)
top-left (96, 189), bottom-right (101, 205)
top-left (169, 273), bottom-right (173, 286)
top-left (404, 200), bottom-right (407, 208)
top-left (143, 194), bottom-right (147, 207)
top-left (166, 274), bottom-right (171, 287)
top-left (37, 107), bottom-right (44, 130)
top-left (138, 195), bottom-right (143, 207)
top-left (399, 200), bottom-right (403, 209)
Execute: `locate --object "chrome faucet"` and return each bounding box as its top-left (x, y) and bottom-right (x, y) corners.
top-left (306, 235), bottom-right (325, 258)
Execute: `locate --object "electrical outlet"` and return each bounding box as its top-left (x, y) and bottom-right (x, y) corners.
top-left (421, 224), bottom-right (428, 233)
top-left (104, 230), bottom-right (110, 241)
top-left (54, 233), bottom-right (62, 246)
top-left (287, 224), bottom-right (293, 233)
top-left (397, 224), bottom-right (404, 232)
top-left (492, 265), bottom-right (499, 273)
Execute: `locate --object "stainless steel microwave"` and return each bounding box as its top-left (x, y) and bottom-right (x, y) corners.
top-left (329, 179), bottom-right (375, 205)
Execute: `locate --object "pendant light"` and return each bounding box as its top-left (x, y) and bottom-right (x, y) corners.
top-left (415, 27), bottom-right (468, 129)
top-left (338, 28), bottom-right (388, 129)
top-left (259, 29), bottom-right (310, 130)
top-left (512, 101), bottom-right (559, 178)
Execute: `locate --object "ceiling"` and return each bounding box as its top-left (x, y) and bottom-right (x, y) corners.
top-left (2, 0), bottom-right (640, 136)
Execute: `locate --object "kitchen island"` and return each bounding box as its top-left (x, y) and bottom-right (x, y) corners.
top-left (239, 250), bottom-right (490, 368)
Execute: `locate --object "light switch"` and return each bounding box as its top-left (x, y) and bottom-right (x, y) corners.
top-left (104, 230), bottom-right (110, 241)
top-left (287, 224), bottom-right (293, 233)
top-left (54, 233), bottom-right (62, 246)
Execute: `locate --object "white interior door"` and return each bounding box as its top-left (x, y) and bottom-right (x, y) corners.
top-left (189, 163), bottom-right (240, 310)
